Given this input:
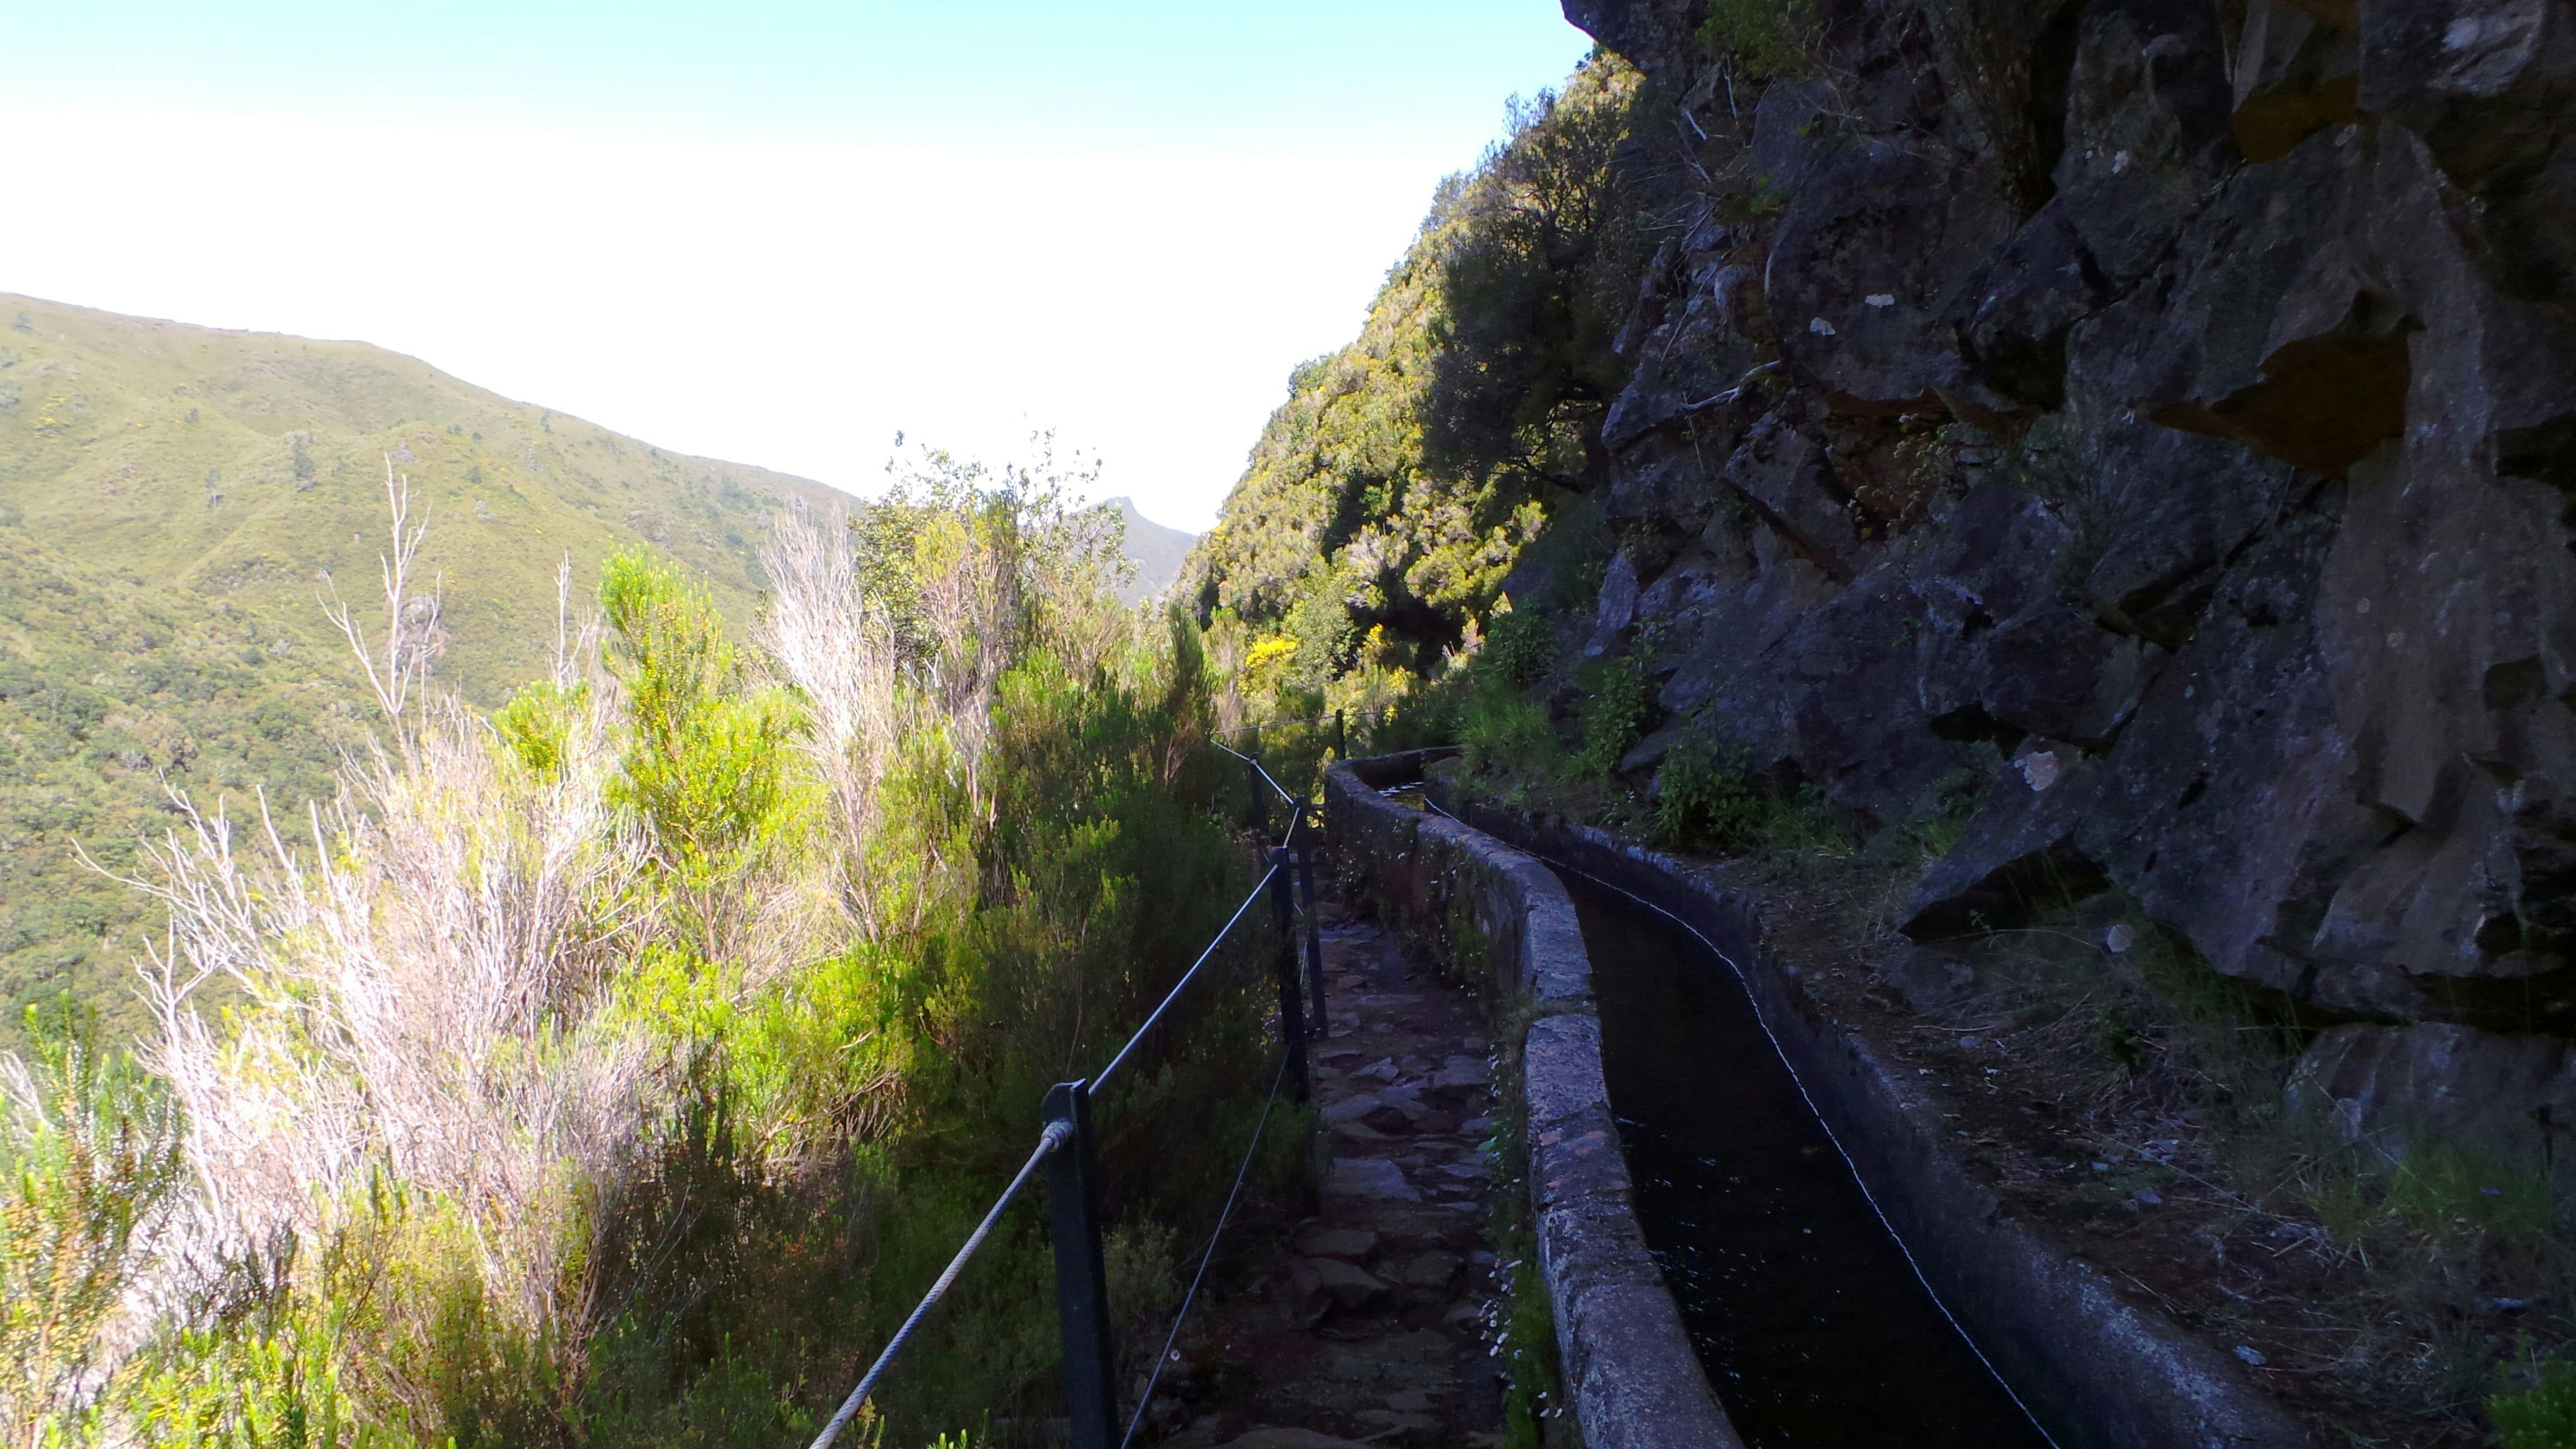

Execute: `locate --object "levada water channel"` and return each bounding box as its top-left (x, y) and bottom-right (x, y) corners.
top-left (1562, 871), bottom-right (2056, 1449)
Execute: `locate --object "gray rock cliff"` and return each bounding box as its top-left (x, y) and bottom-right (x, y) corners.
top-left (1558, 0), bottom-right (2576, 1151)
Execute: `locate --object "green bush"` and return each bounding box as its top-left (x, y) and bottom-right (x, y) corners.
top-left (130, 1301), bottom-right (430, 1449)
top-left (1697, 0), bottom-right (1818, 79)
top-left (1573, 656), bottom-right (1656, 776)
top-left (601, 550), bottom-right (806, 879)
top-left (1, 998), bottom-right (185, 1439)
top-left (1462, 685), bottom-right (1562, 780)
top-left (1483, 609), bottom-right (1557, 690)
top-left (1652, 727), bottom-right (1762, 849)
top-left (2493, 1357), bottom-right (2576, 1448)
top-left (492, 681), bottom-right (585, 780)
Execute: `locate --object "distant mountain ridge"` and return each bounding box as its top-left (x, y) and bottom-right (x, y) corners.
top-left (0, 293), bottom-right (846, 1041)
top-left (0, 292), bottom-right (846, 705)
top-left (0, 294), bottom-right (1211, 1042)
top-left (1104, 495), bottom-right (1195, 603)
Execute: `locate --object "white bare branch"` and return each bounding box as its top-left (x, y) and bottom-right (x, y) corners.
top-left (321, 458), bottom-right (438, 737)
top-left (758, 502), bottom-right (901, 935)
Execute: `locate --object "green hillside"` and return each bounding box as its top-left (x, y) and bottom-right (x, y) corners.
top-left (0, 293), bottom-right (846, 1041)
top-left (1184, 57), bottom-right (1657, 715)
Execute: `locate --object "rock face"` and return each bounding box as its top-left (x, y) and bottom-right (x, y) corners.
top-left (1555, 0), bottom-right (2576, 1151)
top-left (2289, 1021), bottom-right (2576, 1170)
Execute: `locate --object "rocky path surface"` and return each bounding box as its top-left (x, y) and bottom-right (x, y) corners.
top-left (1153, 894), bottom-right (1509, 1449)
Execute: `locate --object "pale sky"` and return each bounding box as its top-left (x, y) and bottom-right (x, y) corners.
top-left (1, 3), bottom-right (1593, 529)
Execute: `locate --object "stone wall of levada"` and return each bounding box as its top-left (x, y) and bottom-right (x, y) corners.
top-left (1326, 752), bottom-right (1739, 1449)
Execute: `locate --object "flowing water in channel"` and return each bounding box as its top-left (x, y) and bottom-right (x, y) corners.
top-left (1562, 873), bottom-right (2054, 1449)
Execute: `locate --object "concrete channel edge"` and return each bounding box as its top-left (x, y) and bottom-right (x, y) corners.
top-left (1325, 751), bottom-right (1742, 1449)
top-left (1427, 794), bottom-right (2319, 1449)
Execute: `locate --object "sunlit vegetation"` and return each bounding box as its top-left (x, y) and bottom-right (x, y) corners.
top-left (0, 295), bottom-right (845, 1049)
top-left (1, 447), bottom-right (1277, 1447)
top-left (1186, 55), bottom-right (1666, 733)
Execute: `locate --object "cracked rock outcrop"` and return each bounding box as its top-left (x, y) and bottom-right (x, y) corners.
top-left (1556, 0), bottom-right (2576, 1156)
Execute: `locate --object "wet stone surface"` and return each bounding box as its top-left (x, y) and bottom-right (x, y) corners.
top-left (1149, 898), bottom-right (1510, 1449)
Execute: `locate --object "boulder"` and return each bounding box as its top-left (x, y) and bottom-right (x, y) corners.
top-left (2288, 1022), bottom-right (2576, 1173)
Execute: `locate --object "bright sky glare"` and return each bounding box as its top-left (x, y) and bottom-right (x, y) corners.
top-left (2, 3), bottom-right (1593, 529)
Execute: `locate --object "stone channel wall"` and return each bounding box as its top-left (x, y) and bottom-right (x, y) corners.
top-left (1324, 751), bottom-right (1740, 1449)
top-left (1432, 793), bottom-right (2316, 1449)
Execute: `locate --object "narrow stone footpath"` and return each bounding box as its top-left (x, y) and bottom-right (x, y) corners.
top-left (1153, 891), bottom-right (1508, 1448)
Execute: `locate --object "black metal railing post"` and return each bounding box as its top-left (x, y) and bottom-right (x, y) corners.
top-left (1042, 1081), bottom-right (1119, 1449)
top-left (1267, 848), bottom-right (1309, 1104)
top-left (1243, 749), bottom-right (1268, 837)
top-left (1294, 809), bottom-right (1328, 1040)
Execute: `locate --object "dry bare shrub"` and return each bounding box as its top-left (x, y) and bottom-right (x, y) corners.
top-left (759, 503), bottom-right (902, 937)
top-left (133, 693), bottom-right (652, 1337)
top-left (321, 461), bottom-right (442, 737)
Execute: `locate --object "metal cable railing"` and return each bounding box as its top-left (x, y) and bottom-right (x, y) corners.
top-left (803, 757), bottom-right (1333, 1449)
top-left (1117, 1051), bottom-right (1293, 1449)
top-left (1209, 737), bottom-right (1299, 809)
top-left (808, 1125), bottom-right (1068, 1449)
top-left (1095, 858), bottom-right (1280, 1095)
top-left (1215, 707), bottom-right (1390, 737)
top-left (1215, 706), bottom-right (1390, 764)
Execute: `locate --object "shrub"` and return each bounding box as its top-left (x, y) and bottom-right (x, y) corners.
top-left (1573, 656), bottom-right (1657, 776)
top-left (493, 681), bottom-right (586, 780)
top-left (1652, 726), bottom-right (1762, 849)
top-left (1697, 0), bottom-right (1819, 79)
top-left (1462, 686), bottom-right (1562, 780)
top-left (2492, 1356), bottom-right (2576, 1448)
top-left (1917, 0), bottom-right (2061, 208)
top-left (0, 999), bottom-right (186, 1437)
top-left (600, 550), bottom-right (807, 913)
top-left (1482, 608), bottom-right (1556, 690)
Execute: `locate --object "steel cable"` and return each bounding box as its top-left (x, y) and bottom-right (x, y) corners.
top-left (1209, 738), bottom-right (1300, 808)
top-left (1117, 1049), bottom-right (1294, 1449)
top-left (803, 752), bottom-right (1309, 1446)
top-left (808, 1122), bottom-right (1069, 1449)
top-left (1093, 856), bottom-right (1279, 1097)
